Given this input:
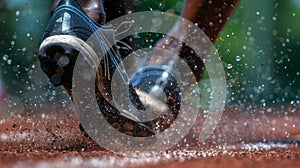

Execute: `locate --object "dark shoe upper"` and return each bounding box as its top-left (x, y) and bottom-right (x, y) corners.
top-left (38, 0), bottom-right (158, 137)
top-left (44, 0), bottom-right (100, 42)
top-left (51, 0), bottom-right (106, 24)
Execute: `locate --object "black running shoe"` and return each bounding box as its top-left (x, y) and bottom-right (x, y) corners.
top-left (38, 0), bottom-right (103, 89)
top-left (38, 0), bottom-right (158, 137)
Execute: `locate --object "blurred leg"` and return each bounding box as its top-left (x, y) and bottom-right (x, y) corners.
top-left (153, 0), bottom-right (241, 80)
top-left (183, 0), bottom-right (240, 42)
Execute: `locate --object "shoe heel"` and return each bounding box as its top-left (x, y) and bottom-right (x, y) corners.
top-left (38, 0), bottom-right (99, 87)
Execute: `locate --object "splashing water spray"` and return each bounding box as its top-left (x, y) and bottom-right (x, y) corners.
top-left (38, 0), bottom-right (226, 153)
top-left (73, 11), bottom-right (227, 152)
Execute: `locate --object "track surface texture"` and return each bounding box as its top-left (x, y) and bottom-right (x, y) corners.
top-left (0, 105), bottom-right (299, 168)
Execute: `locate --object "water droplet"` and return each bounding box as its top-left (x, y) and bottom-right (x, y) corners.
top-left (158, 2), bottom-right (165, 9)
top-left (57, 55), bottom-right (70, 68)
top-left (7, 59), bottom-right (12, 65)
top-left (16, 11), bottom-right (20, 16)
top-left (3, 54), bottom-right (8, 61)
top-left (227, 64), bottom-right (233, 69)
top-left (41, 113), bottom-right (46, 119)
top-left (235, 55), bottom-right (241, 61)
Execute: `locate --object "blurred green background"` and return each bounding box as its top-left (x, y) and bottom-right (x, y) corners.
top-left (0, 0), bottom-right (299, 115)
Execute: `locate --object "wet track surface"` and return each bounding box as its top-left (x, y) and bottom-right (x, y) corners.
top-left (0, 105), bottom-right (299, 167)
top-left (1, 143), bottom-right (299, 168)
